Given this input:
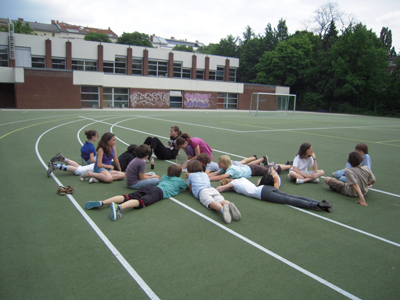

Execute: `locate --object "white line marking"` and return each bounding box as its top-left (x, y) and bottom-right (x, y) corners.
top-left (36, 119), bottom-right (159, 300)
top-left (169, 197), bottom-right (361, 300)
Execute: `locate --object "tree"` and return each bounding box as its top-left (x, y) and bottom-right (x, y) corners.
top-left (172, 45), bottom-right (194, 52)
top-left (117, 32), bottom-right (152, 47)
top-left (241, 25), bottom-right (255, 45)
top-left (328, 23), bottom-right (389, 113)
top-left (1, 20), bottom-right (35, 35)
top-left (321, 20), bottom-right (338, 51)
top-left (237, 37), bottom-right (264, 83)
top-left (274, 19), bottom-right (289, 43)
top-left (255, 32), bottom-right (314, 87)
top-left (197, 35), bottom-right (239, 57)
top-left (84, 32), bottom-right (111, 43)
top-left (312, 2), bottom-right (354, 36)
top-left (380, 27), bottom-right (397, 57)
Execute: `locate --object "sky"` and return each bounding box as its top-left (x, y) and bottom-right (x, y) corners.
top-left (1, 0), bottom-right (399, 52)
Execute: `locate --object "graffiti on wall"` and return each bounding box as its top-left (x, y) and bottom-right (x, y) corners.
top-left (130, 91), bottom-right (170, 108)
top-left (184, 93), bottom-right (214, 108)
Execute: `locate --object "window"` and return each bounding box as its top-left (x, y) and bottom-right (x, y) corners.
top-left (229, 68), bottom-right (236, 82)
top-left (31, 56), bottom-right (45, 68)
top-left (173, 62), bottom-right (182, 78)
top-left (132, 58), bottom-right (142, 75)
top-left (216, 66), bottom-right (224, 81)
top-left (103, 61), bottom-right (114, 73)
top-left (72, 60), bottom-right (97, 71)
top-left (148, 60), bottom-right (168, 76)
top-left (217, 93), bottom-right (238, 109)
top-left (173, 62), bottom-right (190, 78)
top-left (52, 58), bottom-right (65, 69)
top-left (81, 86), bottom-right (99, 108)
top-left (103, 87), bottom-right (129, 108)
top-left (209, 70), bottom-right (215, 80)
top-left (196, 69), bottom-right (204, 79)
top-left (0, 47), bottom-right (9, 67)
top-left (115, 56), bottom-right (126, 74)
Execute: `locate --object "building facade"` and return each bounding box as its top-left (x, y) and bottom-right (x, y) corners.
top-left (0, 32), bottom-right (288, 110)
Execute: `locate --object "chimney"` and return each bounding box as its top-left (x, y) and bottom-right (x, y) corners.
top-left (51, 20), bottom-right (55, 24)
top-left (18, 18), bottom-right (24, 21)
top-left (171, 37), bottom-right (175, 39)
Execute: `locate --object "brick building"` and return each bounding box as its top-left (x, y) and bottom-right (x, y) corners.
top-left (0, 31), bottom-right (289, 110)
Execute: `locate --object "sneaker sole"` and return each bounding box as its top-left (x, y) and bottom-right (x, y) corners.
top-left (84, 201), bottom-right (102, 209)
top-left (228, 203), bottom-right (241, 221)
top-left (110, 203), bottom-right (116, 221)
top-left (222, 204), bottom-right (232, 224)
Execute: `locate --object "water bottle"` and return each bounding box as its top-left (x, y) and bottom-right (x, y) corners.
top-left (151, 157), bottom-right (154, 170)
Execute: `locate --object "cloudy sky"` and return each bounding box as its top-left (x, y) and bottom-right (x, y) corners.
top-left (1, 0), bottom-right (399, 52)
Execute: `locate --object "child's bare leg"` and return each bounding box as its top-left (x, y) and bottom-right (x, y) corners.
top-left (240, 156), bottom-right (256, 164)
top-left (101, 195), bottom-right (125, 206)
top-left (87, 170), bottom-right (113, 183)
top-left (67, 159), bottom-right (80, 168)
top-left (277, 164), bottom-right (291, 171)
top-left (209, 200), bottom-right (230, 211)
top-left (110, 171), bottom-right (125, 181)
top-left (248, 157), bottom-right (265, 165)
top-left (120, 199), bottom-right (140, 210)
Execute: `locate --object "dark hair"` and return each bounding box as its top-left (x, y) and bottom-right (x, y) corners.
top-left (167, 164), bottom-right (182, 177)
top-left (175, 133), bottom-right (191, 148)
top-left (187, 160), bottom-right (203, 173)
top-left (197, 153), bottom-right (211, 164)
top-left (258, 174), bottom-right (274, 186)
top-left (127, 144), bottom-right (137, 154)
top-left (348, 151), bottom-right (363, 167)
top-left (135, 144), bottom-right (151, 159)
top-left (297, 142), bottom-right (312, 158)
top-left (85, 130), bottom-right (98, 140)
top-left (96, 132), bottom-right (115, 156)
top-left (171, 126), bottom-right (181, 135)
top-left (355, 143), bottom-right (368, 154)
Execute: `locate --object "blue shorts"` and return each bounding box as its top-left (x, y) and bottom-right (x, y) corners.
top-left (94, 165), bottom-right (111, 173)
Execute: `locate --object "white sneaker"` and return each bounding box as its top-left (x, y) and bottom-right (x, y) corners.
top-left (222, 204), bottom-right (232, 224)
top-left (296, 178), bottom-right (304, 184)
top-left (310, 178), bottom-right (320, 183)
top-left (89, 178), bottom-right (99, 184)
top-left (228, 203), bottom-right (241, 221)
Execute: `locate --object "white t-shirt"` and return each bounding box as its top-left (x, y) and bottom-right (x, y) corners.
top-left (230, 178), bottom-right (263, 200)
top-left (290, 155), bottom-right (314, 172)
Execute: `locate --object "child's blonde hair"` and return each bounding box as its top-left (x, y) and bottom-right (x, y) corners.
top-left (218, 155), bottom-right (232, 169)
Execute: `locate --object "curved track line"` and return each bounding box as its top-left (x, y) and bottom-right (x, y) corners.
top-left (36, 118), bottom-right (160, 300)
top-left (169, 197), bottom-right (361, 300)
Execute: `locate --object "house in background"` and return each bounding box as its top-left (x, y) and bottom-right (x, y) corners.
top-left (54, 20), bottom-right (118, 42)
top-left (0, 18), bottom-right (118, 42)
top-left (150, 34), bottom-right (205, 50)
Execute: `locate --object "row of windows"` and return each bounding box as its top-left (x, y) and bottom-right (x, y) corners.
top-left (81, 86), bottom-right (238, 109)
top-left (0, 47), bottom-right (237, 81)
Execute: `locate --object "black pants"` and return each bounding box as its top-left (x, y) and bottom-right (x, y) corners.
top-left (143, 137), bottom-right (178, 160)
top-left (260, 185), bottom-right (318, 209)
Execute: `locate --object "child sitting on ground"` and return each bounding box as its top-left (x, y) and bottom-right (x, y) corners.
top-left (125, 144), bottom-right (160, 189)
top-left (186, 160), bottom-right (241, 224)
top-left (332, 143), bottom-right (372, 183)
top-left (208, 155), bottom-right (280, 181)
top-left (84, 164), bottom-right (188, 221)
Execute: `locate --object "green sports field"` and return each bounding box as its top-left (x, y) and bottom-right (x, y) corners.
top-left (0, 109), bottom-right (399, 299)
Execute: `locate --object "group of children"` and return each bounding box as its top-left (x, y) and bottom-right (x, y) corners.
top-left (47, 126), bottom-right (376, 223)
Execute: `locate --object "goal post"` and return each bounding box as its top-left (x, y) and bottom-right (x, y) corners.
top-left (249, 92), bottom-right (297, 116)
